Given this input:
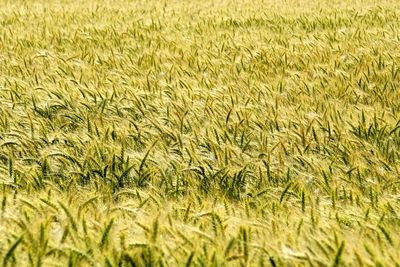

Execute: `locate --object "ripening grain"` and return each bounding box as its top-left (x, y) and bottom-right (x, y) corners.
top-left (1, 0), bottom-right (400, 266)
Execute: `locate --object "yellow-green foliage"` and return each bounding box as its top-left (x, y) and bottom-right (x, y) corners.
top-left (1, 0), bottom-right (400, 266)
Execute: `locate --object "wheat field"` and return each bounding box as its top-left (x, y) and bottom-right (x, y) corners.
top-left (1, 0), bottom-right (400, 266)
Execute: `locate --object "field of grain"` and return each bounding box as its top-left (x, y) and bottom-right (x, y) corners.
top-left (1, 0), bottom-right (400, 266)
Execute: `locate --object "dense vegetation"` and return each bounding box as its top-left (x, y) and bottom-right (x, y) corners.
top-left (1, 0), bottom-right (400, 265)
